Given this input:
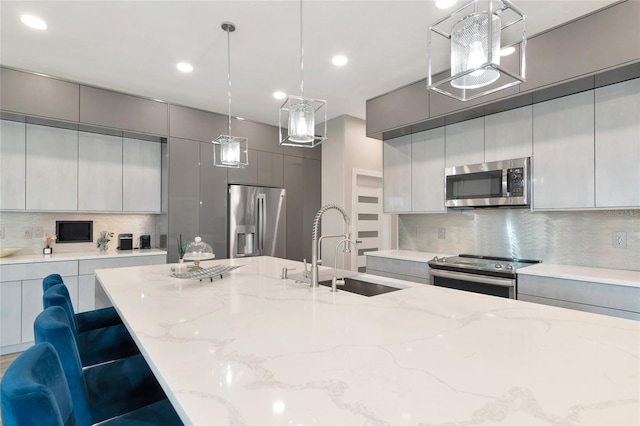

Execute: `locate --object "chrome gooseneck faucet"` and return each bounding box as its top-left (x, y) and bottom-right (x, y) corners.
top-left (330, 238), bottom-right (358, 292)
top-left (311, 204), bottom-right (351, 287)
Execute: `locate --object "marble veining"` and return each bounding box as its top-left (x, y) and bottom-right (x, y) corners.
top-left (95, 256), bottom-right (640, 425)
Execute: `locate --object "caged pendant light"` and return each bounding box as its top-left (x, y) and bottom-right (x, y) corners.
top-left (279, 0), bottom-right (327, 148)
top-left (213, 22), bottom-right (248, 168)
top-left (428, 0), bottom-right (526, 102)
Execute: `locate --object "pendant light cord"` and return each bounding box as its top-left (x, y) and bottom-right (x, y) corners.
top-left (299, 0), bottom-right (304, 99)
top-left (226, 25), bottom-right (232, 137)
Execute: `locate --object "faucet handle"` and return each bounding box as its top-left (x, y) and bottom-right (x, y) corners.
top-left (280, 267), bottom-right (295, 279)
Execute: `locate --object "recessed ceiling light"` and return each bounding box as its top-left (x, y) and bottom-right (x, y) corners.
top-left (21, 14), bottom-right (47, 30)
top-left (500, 46), bottom-right (516, 56)
top-left (435, 0), bottom-right (458, 9)
top-left (332, 55), bottom-right (348, 67)
top-left (273, 91), bottom-right (286, 100)
top-left (176, 62), bottom-right (193, 73)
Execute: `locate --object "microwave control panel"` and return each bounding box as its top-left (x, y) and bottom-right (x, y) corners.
top-left (507, 168), bottom-right (524, 197)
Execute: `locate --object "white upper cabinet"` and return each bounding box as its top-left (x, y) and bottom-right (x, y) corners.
top-left (26, 124), bottom-right (78, 210)
top-left (122, 137), bottom-right (162, 212)
top-left (0, 120), bottom-right (26, 209)
top-left (595, 78), bottom-right (640, 208)
top-left (383, 135), bottom-right (412, 213)
top-left (533, 91), bottom-right (595, 210)
top-left (411, 128), bottom-right (446, 212)
top-left (484, 106), bottom-right (533, 162)
top-left (445, 117), bottom-right (484, 167)
top-left (78, 132), bottom-right (123, 211)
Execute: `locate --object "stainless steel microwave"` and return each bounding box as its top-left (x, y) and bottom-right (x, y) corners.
top-left (445, 157), bottom-right (530, 208)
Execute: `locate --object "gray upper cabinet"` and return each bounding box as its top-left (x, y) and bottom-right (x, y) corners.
top-left (257, 151), bottom-right (284, 187)
top-left (383, 135), bottom-right (412, 213)
top-left (366, 80), bottom-right (430, 138)
top-left (594, 78), bottom-right (640, 208)
top-left (411, 128), bottom-right (445, 213)
top-left (199, 142), bottom-right (229, 259)
top-left (26, 124), bottom-right (78, 210)
top-left (521, 1), bottom-right (640, 93)
top-left (228, 148), bottom-right (258, 185)
top-left (444, 117), bottom-right (484, 167)
top-left (484, 105), bottom-right (533, 162)
top-left (0, 120), bottom-right (26, 209)
top-left (78, 132), bottom-right (123, 211)
top-left (122, 138), bottom-right (162, 212)
top-left (0, 68), bottom-right (80, 122)
top-left (233, 120), bottom-right (281, 154)
top-left (169, 105), bottom-right (226, 142)
top-left (80, 86), bottom-right (168, 136)
top-left (533, 91), bottom-right (595, 210)
top-left (284, 155), bottom-right (304, 261)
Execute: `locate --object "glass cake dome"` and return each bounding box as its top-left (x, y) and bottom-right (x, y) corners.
top-left (182, 236), bottom-right (215, 270)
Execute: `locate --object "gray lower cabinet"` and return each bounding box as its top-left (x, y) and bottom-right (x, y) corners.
top-left (518, 274), bottom-right (640, 321)
top-left (199, 142), bottom-right (229, 260)
top-left (122, 138), bottom-right (162, 212)
top-left (0, 120), bottom-right (26, 209)
top-left (26, 124), bottom-right (78, 210)
top-left (411, 128), bottom-right (445, 212)
top-left (0, 68), bottom-right (80, 122)
top-left (383, 135), bottom-right (412, 213)
top-left (78, 132), bottom-right (123, 211)
top-left (594, 78), bottom-right (640, 208)
top-left (80, 86), bottom-right (168, 136)
top-left (366, 256), bottom-right (431, 284)
top-left (532, 91), bottom-right (595, 210)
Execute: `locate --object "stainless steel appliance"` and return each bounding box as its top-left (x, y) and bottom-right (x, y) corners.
top-left (56, 221), bottom-right (93, 243)
top-left (139, 235), bottom-right (151, 249)
top-left (118, 234), bottom-right (133, 251)
top-left (228, 184), bottom-right (286, 258)
top-left (428, 254), bottom-right (541, 299)
top-left (445, 157), bottom-right (530, 208)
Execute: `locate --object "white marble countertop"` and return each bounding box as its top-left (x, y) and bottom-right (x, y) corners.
top-left (0, 248), bottom-right (167, 265)
top-left (518, 263), bottom-right (640, 288)
top-left (364, 249), bottom-right (455, 262)
top-left (96, 256), bottom-right (640, 425)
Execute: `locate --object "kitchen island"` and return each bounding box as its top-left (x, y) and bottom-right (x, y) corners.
top-left (95, 256), bottom-right (639, 425)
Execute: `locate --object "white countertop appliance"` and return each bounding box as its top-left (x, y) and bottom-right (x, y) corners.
top-left (428, 254), bottom-right (541, 299)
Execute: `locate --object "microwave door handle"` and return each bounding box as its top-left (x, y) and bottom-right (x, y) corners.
top-left (430, 269), bottom-right (515, 287)
top-left (503, 169), bottom-right (509, 197)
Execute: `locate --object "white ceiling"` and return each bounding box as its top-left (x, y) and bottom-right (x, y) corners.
top-left (0, 1), bottom-right (618, 127)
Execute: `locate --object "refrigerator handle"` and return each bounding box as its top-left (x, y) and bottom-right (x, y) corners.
top-left (259, 194), bottom-right (266, 253)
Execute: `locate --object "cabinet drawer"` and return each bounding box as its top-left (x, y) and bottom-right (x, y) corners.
top-left (0, 261), bottom-right (78, 282)
top-left (366, 269), bottom-right (430, 285)
top-left (518, 275), bottom-right (640, 313)
top-left (366, 256), bottom-right (430, 280)
top-left (78, 255), bottom-right (166, 275)
top-left (519, 294), bottom-right (640, 321)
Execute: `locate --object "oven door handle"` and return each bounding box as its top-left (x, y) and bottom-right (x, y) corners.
top-left (430, 269), bottom-right (515, 287)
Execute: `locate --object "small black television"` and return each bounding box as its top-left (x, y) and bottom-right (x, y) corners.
top-left (56, 221), bottom-right (93, 243)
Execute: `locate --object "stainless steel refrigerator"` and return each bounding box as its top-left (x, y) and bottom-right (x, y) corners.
top-left (228, 184), bottom-right (286, 258)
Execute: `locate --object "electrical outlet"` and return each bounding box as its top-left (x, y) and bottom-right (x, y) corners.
top-left (612, 231), bottom-right (627, 249)
top-left (438, 227), bottom-right (446, 240)
top-left (34, 225), bottom-right (43, 238)
top-left (22, 227), bottom-right (33, 239)
top-left (0, 227), bottom-right (4, 239)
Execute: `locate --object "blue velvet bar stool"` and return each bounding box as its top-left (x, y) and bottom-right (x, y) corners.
top-left (33, 306), bottom-right (183, 426)
top-left (43, 284), bottom-right (139, 367)
top-left (42, 273), bottom-right (123, 331)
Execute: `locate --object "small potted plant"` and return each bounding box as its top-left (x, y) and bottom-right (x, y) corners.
top-left (97, 231), bottom-right (114, 253)
top-left (42, 234), bottom-right (56, 255)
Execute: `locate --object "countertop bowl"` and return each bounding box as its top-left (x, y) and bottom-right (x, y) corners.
top-left (0, 248), bottom-right (22, 258)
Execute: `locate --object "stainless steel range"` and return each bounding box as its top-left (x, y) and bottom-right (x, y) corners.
top-left (427, 254), bottom-right (541, 299)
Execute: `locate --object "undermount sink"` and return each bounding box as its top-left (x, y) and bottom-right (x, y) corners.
top-left (318, 276), bottom-right (405, 297)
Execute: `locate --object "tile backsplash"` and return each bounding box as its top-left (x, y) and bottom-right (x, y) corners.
top-left (0, 212), bottom-right (167, 255)
top-left (398, 209), bottom-right (640, 271)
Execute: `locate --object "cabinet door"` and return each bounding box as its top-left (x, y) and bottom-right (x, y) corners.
top-left (78, 274), bottom-right (95, 313)
top-left (484, 106), bottom-right (533, 162)
top-left (257, 150), bottom-right (284, 188)
top-left (168, 138), bottom-right (201, 263)
top-left (284, 155), bottom-right (304, 261)
top-left (595, 79), bottom-right (640, 208)
top-left (123, 138), bottom-right (162, 212)
top-left (366, 80), bottom-right (430, 138)
top-left (411, 128), bottom-right (445, 212)
top-left (26, 124), bottom-right (78, 210)
top-left (445, 117), bottom-right (484, 167)
top-left (533, 91), bottom-right (595, 209)
top-left (0, 281), bottom-right (22, 346)
top-left (0, 120), bottom-right (26, 209)
top-left (228, 148), bottom-right (258, 185)
top-left (78, 132), bottom-right (123, 211)
top-left (383, 135), bottom-right (412, 213)
top-left (22, 276), bottom-right (79, 343)
top-left (200, 142), bottom-right (229, 259)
